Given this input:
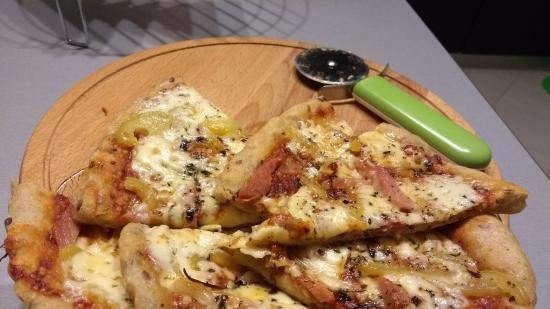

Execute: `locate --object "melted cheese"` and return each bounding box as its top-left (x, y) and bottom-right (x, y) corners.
top-left (400, 175), bottom-right (482, 213)
top-left (299, 245), bottom-right (351, 290)
top-left (287, 232), bottom-right (479, 308)
top-left (287, 119), bottom-right (353, 161)
top-left (142, 226), bottom-right (306, 308)
top-left (63, 236), bottom-right (132, 308)
top-left (358, 130), bottom-right (424, 170)
top-left (145, 225), bottom-right (230, 286)
top-left (130, 85), bottom-right (245, 227)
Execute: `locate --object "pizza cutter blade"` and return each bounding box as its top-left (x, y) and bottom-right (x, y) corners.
top-left (295, 47), bottom-right (492, 169)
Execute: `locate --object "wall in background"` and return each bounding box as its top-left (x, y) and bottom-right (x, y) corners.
top-left (407, 0), bottom-right (550, 56)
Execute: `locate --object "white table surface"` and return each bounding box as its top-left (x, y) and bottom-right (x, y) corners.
top-left (1, 0), bottom-right (548, 307)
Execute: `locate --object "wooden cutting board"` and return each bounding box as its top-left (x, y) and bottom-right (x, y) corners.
top-left (20, 36), bottom-right (499, 192)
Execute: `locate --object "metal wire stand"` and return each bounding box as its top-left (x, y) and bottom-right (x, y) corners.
top-left (54, 0), bottom-right (89, 47)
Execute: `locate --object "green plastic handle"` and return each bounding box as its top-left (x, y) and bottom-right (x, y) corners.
top-left (353, 76), bottom-right (491, 168)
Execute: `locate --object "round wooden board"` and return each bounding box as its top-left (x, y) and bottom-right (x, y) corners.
top-left (20, 36), bottom-right (500, 192)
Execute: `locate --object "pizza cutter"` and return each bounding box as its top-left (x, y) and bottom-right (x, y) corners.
top-left (295, 48), bottom-right (492, 169)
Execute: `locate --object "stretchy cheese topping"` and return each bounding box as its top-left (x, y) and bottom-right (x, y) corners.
top-left (129, 85), bottom-right (246, 227)
top-left (62, 236), bottom-right (132, 308)
top-left (140, 225), bottom-right (306, 308)
top-left (234, 231), bottom-right (524, 309)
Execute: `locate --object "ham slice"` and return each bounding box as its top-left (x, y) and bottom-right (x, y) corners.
top-left (267, 153), bottom-right (304, 198)
top-left (236, 143), bottom-right (305, 203)
top-left (376, 277), bottom-right (410, 309)
top-left (355, 160), bottom-right (414, 212)
top-left (295, 274), bottom-right (336, 306)
top-left (235, 145), bottom-right (287, 203)
top-left (52, 195), bottom-right (79, 247)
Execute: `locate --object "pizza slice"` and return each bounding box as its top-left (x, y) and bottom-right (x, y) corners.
top-left (226, 216), bottom-right (536, 309)
top-left (215, 100), bottom-right (528, 245)
top-left (75, 78), bottom-right (259, 228)
top-left (118, 223), bottom-right (307, 309)
top-left (3, 183), bottom-right (132, 308)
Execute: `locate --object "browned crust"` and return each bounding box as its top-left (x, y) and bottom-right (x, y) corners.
top-left (5, 183), bottom-right (124, 309)
top-left (214, 99), bottom-right (334, 206)
top-left (75, 78), bottom-right (187, 228)
top-left (118, 223), bottom-right (174, 309)
top-left (4, 183), bottom-right (70, 308)
top-left (11, 283), bottom-right (73, 309)
top-left (75, 137), bottom-right (136, 228)
top-left (375, 123), bottom-right (528, 214)
top-left (448, 215), bottom-right (536, 308)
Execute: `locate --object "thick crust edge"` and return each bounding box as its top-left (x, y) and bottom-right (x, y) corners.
top-left (448, 215), bottom-right (536, 308)
top-left (6, 183), bottom-right (72, 308)
top-left (13, 283), bottom-right (72, 309)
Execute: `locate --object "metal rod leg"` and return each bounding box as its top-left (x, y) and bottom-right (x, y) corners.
top-left (54, 0), bottom-right (89, 48)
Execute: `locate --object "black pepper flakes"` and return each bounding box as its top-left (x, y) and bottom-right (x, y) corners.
top-left (215, 294), bottom-right (228, 309)
top-left (467, 269), bottom-right (481, 278)
top-left (184, 163), bottom-right (197, 176)
top-left (411, 295), bottom-right (422, 306)
top-left (235, 278), bottom-right (247, 286)
top-left (180, 139), bottom-right (191, 151)
top-left (185, 207), bottom-right (197, 221)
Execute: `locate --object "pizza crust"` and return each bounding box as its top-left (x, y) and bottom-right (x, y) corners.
top-left (448, 215), bottom-right (536, 308)
top-left (12, 284), bottom-right (72, 309)
top-left (7, 181), bottom-right (55, 230)
top-left (118, 223), bottom-right (174, 309)
top-left (5, 183), bottom-right (69, 308)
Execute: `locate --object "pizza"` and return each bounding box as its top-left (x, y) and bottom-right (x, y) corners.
top-left (118, 223), bottom-right (307, 308)
top-left (4, 183), bottom-right (132, 308)
top-left (75, 78), bottom-right (259, 229)
top-left (226, 216), bottom-right (536, 309)
top-left (4, 79), bottom-right (536, 309)
top-left (215, 100), bottom-right (527, 245)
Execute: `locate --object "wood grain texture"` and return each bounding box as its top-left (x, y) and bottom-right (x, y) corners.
top-left (19, 36), bottom-right (500, 190)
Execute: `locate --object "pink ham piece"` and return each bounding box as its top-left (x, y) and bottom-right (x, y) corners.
top-left (376, 277), bottom-right (411, 309)
top-left (52, 195), bottom-right (79, 247)
top-left (355, 160), bottom-right (414, 212)
top-left (236, 144), bottom-right (288, 203)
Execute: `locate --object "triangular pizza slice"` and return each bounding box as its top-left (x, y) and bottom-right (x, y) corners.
top-left (4, 183), bottom-right (132, 308)
top-left (225, 219), bottom-right (535, 309)
top-left (75, 78), bottom-right (259, 228)
top-left (215, 100), bottom-right (527, 245)
top-left (118, 223), bottom-right (307, 309)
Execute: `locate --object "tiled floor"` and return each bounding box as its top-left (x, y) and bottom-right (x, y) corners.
top-left (454, 55), bottom-right (550, 178)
